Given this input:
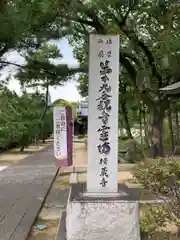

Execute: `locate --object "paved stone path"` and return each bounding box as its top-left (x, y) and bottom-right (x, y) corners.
top-left (0, 144), bottom-right (57, 240)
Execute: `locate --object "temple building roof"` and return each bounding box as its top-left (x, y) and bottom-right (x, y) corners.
top-left (159, 82), bottom-right (180, 95)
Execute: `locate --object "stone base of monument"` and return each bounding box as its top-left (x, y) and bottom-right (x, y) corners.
top-left (66, 183), bottom-right (141, 240)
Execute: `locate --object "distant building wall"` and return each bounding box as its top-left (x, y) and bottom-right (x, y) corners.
top-left (78, 99), bottom-right (88, 117)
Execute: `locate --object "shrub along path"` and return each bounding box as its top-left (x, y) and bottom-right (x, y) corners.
top-left (0, 143), bottom-right (57, 240)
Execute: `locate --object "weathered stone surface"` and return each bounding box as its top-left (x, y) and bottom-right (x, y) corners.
top-left (66, 200), bottom-right (140, 240)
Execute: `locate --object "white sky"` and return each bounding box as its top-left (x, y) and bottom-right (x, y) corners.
top-left (4, 38), bottom-right (82, 102)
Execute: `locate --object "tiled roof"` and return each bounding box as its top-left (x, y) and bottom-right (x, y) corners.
top-left (159, 82), bottom-right (180, 94)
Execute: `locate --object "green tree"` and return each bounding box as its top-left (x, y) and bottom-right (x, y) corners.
top-left (0, 0), bottom-right (68, 63)
top-left (15, 43), bottom-right (83, 141)
top-left (53, 98), bottom-right (78, 119)
top-left (0, 86), bottom-right (52, 151)
top-left (57, 0), bottom-right (180, 157)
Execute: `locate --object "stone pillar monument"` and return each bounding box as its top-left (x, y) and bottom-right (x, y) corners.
top-left (66, 35), bottom-right (141, 240)
top-left (86, 35), bottom-right (119, 195)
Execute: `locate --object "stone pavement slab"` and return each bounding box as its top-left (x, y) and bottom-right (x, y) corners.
top-left (0, 144), bottom-right (57, 240)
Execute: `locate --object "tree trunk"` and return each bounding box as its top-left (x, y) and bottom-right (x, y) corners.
top-left (119, 117), bottom-right (124, 136)
top-left (147, 109), bottom-right (164, 158)
top-left (175, 105), bottom-right (180, 144)
top-left (139, 103), bottom-right (143, 145)
top-left (143, 103), bottom-right (146, 128)
top-left (120, 101), bottom-right (133, 139)
top-left (39, 83), bottom-right (49, 141)
top-left (167, 106), bottom-right (174, 153)
top-left (119, 78), bottom-right (133, 139)
top-left (20, 145), bottom-right (25, 152)
top-left (143, 105), bottom-right (149, 146)
top-left (41, 84), bottom-right (49, 121)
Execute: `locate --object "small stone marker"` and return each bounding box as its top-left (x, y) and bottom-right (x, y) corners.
top-left (69, 166), bottom-right (78, 184)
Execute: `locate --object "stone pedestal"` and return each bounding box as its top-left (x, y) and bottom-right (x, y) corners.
top-left (66, 184), bottom-right (141, 240)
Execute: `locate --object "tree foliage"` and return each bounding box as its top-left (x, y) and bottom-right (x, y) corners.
top-left (16, 43), bottom-right (84, 88)
top-left (0, 0), bottom-right (68, 58)
top-left (53, 98), bottom-right (78, 119)
top-left (54, 0), bottom-right (180, 157)
top-left (0, 86), bottom-right (52, 151)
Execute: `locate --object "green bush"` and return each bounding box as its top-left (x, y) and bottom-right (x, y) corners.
top-left (140, 204), bottom-right (168, 234)
top-left (134, 158), bottom-right (180, 233)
